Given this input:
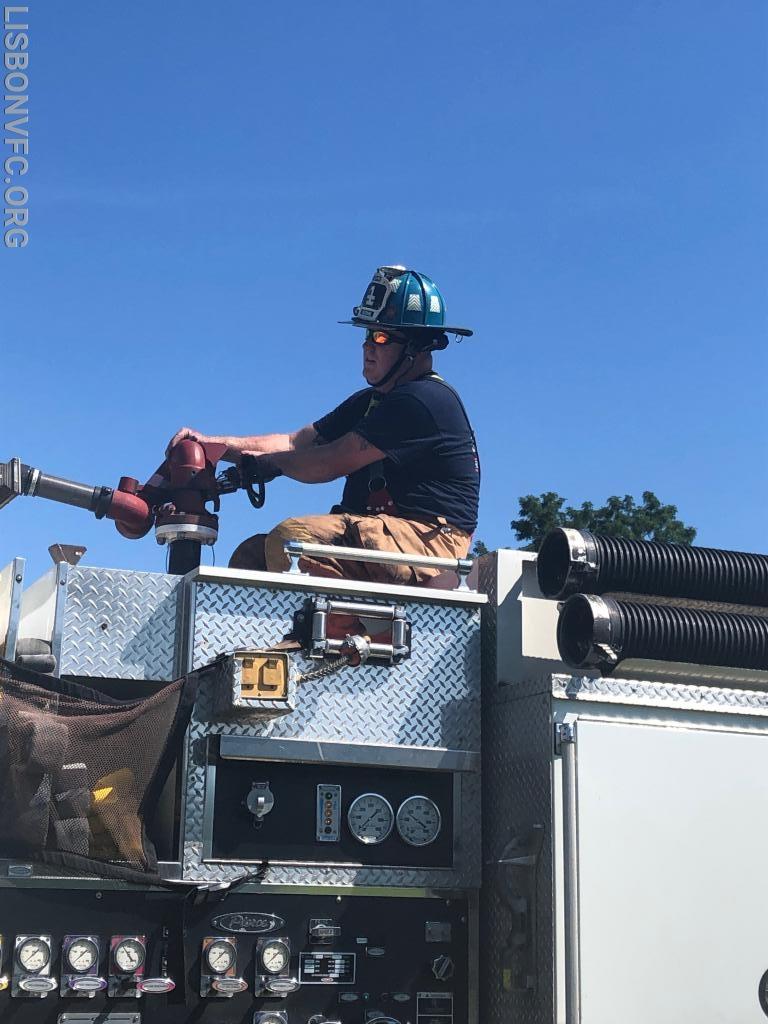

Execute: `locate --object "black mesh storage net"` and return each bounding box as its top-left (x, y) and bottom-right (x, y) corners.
top-left (0, 657), bottom-right (195, 881)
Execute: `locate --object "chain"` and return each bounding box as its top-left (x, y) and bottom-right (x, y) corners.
top-left (295, 635), bottom-right (371, 683)
top-left (296, 656), bottom-right (355, 684)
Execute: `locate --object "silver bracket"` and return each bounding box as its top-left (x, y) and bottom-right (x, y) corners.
top-left (285, 540), bottom-right (308, 575)
top-left (58, 1015), bottom-right (142, 1024)
top-left (455, 557), bottom-right (473, 590)
top-left (554, 719), bottom-right (577, 755)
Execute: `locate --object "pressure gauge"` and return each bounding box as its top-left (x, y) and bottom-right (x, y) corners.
top-left (261, 938), bottom-right (290, 975)
top-left (17, 937), bottom-right (50, 973)
top-left (347, 792), bottom-right (394, 845)
top-left (396, 795), bottom-right (442, 846)
top-left (205, 939), bottom-right (236, 975)
top-left (66, 937), bottom-right (99, 973)
top-left (113, 937), bottom-right (146, 973)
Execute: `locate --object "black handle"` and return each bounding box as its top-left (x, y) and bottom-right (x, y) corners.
top-left (245, 477), bottom-right (266, 509)
top-left (238, 456), bottom-right (267, 509)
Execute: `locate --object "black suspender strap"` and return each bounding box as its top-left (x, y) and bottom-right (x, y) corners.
top-left (421, 372), bottom-right (482, 484)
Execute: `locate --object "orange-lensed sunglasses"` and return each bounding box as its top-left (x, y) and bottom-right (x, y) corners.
top-left (365, 328), bottom-right (408, 346)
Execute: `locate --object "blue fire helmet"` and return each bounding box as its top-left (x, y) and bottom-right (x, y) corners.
top-left (340, 266), bottom-right (473, 341)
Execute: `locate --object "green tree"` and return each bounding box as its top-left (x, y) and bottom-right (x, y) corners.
top-left (511, 490), bottom-right (696, 551)
top-left (471, 539), bottom-right (490, 558)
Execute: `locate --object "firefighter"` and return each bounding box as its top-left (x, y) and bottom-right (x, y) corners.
top-left (168, 266), bottom-right (480, 585)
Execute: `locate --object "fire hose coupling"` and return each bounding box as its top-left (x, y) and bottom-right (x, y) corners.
top-left (0, 456), bottom-right (38, 508)
top-left (92, 485), bottom-right (115, 519)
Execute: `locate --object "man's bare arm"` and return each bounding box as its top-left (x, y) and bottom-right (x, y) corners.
top-left (166, 424), bottom-right (318, 463)
top-left (263, 431), bottom-right (384, 484)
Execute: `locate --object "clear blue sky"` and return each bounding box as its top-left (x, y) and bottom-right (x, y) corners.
top-left (2, 0), bottom-right (766, 581)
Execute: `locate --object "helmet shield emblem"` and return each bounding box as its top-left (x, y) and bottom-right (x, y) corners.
top-left (353, 267), bottom-right (404, 322)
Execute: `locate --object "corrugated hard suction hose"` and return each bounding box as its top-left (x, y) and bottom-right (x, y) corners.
top-left (537, 528), bottom-right (768, 606)
top-left (557, 593), bottom-right (768, 671)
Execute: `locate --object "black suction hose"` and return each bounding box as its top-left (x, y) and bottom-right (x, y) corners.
top-left (537, 528), bottom-right (768, 606)
top-left (558, 593), bottom-right (768, 672)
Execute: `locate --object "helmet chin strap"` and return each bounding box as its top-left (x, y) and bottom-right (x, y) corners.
top-left (371, 345), bottom-right (416, 390)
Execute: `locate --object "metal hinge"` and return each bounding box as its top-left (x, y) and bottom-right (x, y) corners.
top-left (554, 719), bottom-right (577, 755)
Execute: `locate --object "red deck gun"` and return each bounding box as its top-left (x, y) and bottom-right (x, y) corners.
top-left (0, 440), bottom-right (262, 573)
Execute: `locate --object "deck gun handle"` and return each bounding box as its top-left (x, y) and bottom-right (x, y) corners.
top-left (239, 455), bottom-right (267, 509)
top-left (216, 461), bottom-right (267, 510)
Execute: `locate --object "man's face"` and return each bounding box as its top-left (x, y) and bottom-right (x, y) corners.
top-left (362, 331), bottom-right (406, 387)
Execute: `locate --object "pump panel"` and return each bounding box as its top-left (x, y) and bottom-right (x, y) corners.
top-left (0, 884), bottom-right (470, 1023)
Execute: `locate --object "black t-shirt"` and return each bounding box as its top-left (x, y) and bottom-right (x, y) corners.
top-left (314, 374), bottom-right (480, 533)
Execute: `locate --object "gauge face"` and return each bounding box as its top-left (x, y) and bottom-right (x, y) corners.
top-left (17, 937), bottom-right (50, 973)
top-left (66, 937), bottom-right (99, 973)
top-left (205, 939), bottom-right (235, 975)
top-left (396, 795), bottom-right (442, 846)
top-left (347, 792), bottom-right (394, 845)
top-left (261, 938), bottom-right (289, 974)
top-left (113, 937), bottom-right (145, 973)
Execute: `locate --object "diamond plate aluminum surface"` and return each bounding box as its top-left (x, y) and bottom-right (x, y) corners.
top-left (182, 580), bottom-right (482, 887)
top-left (191, 582), bottom-right (481, 749)
top-left (553, 673), bottom-right (768, 715)
top-left (481, 686), bottom-right (556, 1024)
top-left (480, 554), bottom-right (557, 1024)
top-left (59, 567), bottom-right (181, 680)
top-left (478, 553), bottom-right (499, 702)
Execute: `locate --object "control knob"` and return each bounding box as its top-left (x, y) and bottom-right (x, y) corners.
top-left (431, 953), bottom-right (455, 980)
top-left (308, 1017), bottom-right (342, 1024)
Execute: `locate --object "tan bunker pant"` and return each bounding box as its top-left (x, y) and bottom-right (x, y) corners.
top-left (229, 512), bottom-right (472, 586)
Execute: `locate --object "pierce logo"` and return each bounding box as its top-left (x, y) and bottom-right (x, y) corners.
top-left (211, 912), bottom-right (286, 934)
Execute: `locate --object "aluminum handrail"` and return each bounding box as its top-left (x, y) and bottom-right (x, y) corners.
top-left (283, 540), bottom-right (474, 591)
